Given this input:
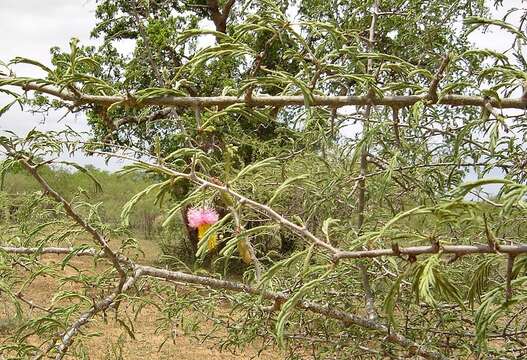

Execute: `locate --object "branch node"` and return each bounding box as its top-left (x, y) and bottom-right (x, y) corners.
top-left (244, 86), bottom-right (254, 107)
top-left (125, 92), bottom-right (137, 107)
top-left (431, 240), bottom-right (440, 253)
top-left (391, 242), bottom-right (401, 257)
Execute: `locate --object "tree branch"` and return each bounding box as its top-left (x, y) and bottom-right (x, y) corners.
top-left (3, 76), bottom-right (527, 109)
top-left (0, 246), bottom-right (98, 256)
top-left (333, 243), bottom-right (527, 261)
top-left (392, 107), bottom-right (401, 147)
top-left (207, 0), bottom-right (235, 34)
top-left (356, 0), bottom-right (380, 322)
top-left (506, 254), bottom-right (516, 301)
top-left (137, 264), bottom-right (445, 359)
top-left (2, 244), bottom-right (448, 359)
top-left (54, 270), bottom-right (142, 359)
top-left (222, 0), bottom-right (236, 20)
top-left (5, 242), bottom-right (527, 268)
top-left (131, 1), bottom-right (165, 87)
top-left (0, 149), bottom-right (129, 292)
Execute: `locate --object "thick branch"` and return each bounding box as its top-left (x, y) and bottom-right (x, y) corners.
top-left (207, 0), bottom-right (235, 34)
top-left (0, 246), bottom-right (97, 256)
top-left (113, 108), bottom-right (172, 128)
top-left (3, 76), bottom-right (527, 109)
top-left (2, 244), bottom-right (447, 359)
top-left (5, 242), bottom-right (527, 265)
top-left (334, 243), bottom-right (527, 261)
top-left (222, 0), bottom-right (236, 21)
top-left (356, 0), bottom-right (379, 322)
top-left (137, 265), bottom-right (446, 360)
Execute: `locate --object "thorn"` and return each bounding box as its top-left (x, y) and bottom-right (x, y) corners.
top-left (427, 54), bottom-right (450, 104)
top-left (483, 214), bottom-right (497, 252)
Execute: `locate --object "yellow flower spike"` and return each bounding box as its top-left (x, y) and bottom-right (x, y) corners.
top-left (198, 223), bottom-right (218, 251)
top-left (197, 223), bottom-right (210, 239)
top-left (237, 238), bottom-right (252, 264)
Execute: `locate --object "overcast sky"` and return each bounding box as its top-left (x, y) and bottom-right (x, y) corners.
top-left (0, 1), bottom-right (100, 125)
top-left (0, 0), bottom-right (125, 169)
top-left (0, 0), bottom-right (524, 172)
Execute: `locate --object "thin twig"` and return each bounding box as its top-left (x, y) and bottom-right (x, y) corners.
top-left (427, 55), bottom-right (450, 103)
top-left (15, 292), bottom-right (52, 313)
top-left (506, 254), bottom-right (516, 301)
top-left (392, 106), bottom-right (401, 147)
top-left (131, 1), bottom-right (165, 87)
top-left (54, 270), bottom-right (142, 359)
top-left (356, 0), bottom-right (380, 322)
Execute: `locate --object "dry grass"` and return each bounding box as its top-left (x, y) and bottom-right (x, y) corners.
top-left (0, 238), bottom-right (284, 359)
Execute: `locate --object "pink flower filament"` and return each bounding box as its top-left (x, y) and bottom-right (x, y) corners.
top-left (187, 207), bottom-right (219, 228)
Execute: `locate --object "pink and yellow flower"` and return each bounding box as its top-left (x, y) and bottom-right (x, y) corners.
top-left (187, 207), bottom-right (219, 250)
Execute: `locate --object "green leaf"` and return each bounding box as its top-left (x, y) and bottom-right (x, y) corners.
top-left (321, 218), bottom-right (339, 243)
top-left (121, 180), bottom-right (171, 226)
top-left (383, 266), bottom-right (412, 327)
top-left (57, 161), bottom-right (104, 193)
top-left (268, 174), bottom-right (311, 205)
top-left (231, 157), bottom-right (279, 184)
top-left (275, 270), bottom-right (331, 348)
top-left (9, 57), bottom-right (54, 74)
top-left (465, 16), bottom-right (527, 42)
top-left (466, 256), bottom-right (499, 308)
